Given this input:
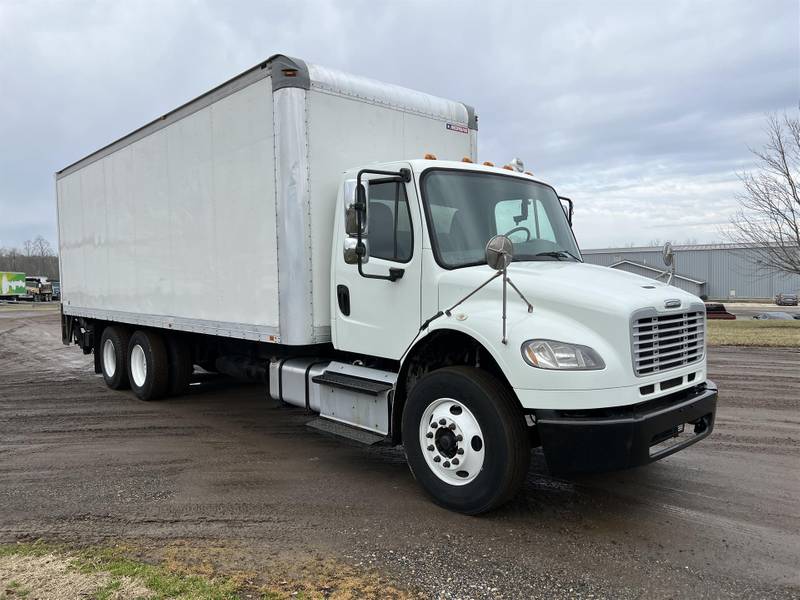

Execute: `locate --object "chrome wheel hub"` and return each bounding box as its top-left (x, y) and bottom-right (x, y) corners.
top-left (102, 339), bottom-right (116, 377)
top-left (419, 398), bottom-right (484, 486)
top-left (130, 344), bottom-right (147, 387)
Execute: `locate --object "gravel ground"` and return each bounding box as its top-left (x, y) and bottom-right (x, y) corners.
top-left (0, 307), bottom-right (798, 599)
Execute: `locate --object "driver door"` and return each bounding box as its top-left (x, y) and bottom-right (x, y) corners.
top-left (333, 171), bottom-right (422, 359)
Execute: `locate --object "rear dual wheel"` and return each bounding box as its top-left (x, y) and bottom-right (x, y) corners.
top-left (127, 330), bottom-right (169, 401)
top-left (100, 326), bottom-right (131, 389)
top-left (99, 327), bottom-right (192, 400)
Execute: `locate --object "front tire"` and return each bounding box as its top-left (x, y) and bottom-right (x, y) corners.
top-left (127, 330), bottom-right (169, 401)
top-left (100, 326), bottom-right (131, 390)
top-left (402, 367), bottom-right (530, 514)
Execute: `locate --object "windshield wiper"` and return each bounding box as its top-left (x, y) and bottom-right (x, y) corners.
top-left (534, 250), bottom-right (581, 262)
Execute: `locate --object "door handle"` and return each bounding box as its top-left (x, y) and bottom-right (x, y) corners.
top-left (337, 285), bottom-right (351, 316)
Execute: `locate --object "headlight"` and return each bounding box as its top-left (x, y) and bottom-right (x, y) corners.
top-left (521, 339), bottom-right (605, 370)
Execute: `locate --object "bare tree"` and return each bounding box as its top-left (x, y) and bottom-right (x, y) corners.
top-left (724, 113), bottom-right (800, 275)
top-left (0, 238), bottom-right (59, 280)
top-left (32, 235), bottom-right (54, 257)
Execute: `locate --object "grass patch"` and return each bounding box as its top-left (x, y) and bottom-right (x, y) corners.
top-left (0, 542), bottom-right (242, 599)
top-left (708, 319), bottom-right (800, 347)
top-left (0, 542), bottom-right (410, 599)
top-left (72, 547), bottom-right (242, 599)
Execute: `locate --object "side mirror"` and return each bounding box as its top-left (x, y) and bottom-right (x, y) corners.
top-left (662, 241), bottom-right (675, 285)
top-left (343, 179), bottom-right (369, 264)
top-left (344, 179), bottom-right (368, 236)
top-left (558, 196), bottom-right (574, 226)
top-left (485, 235), bottom-right (514, 271)
top-left (662, 241), bottom-right (674, 267)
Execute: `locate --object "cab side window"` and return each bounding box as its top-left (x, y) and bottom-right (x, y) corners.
top-left (368, 181), bottom-right (413, 262)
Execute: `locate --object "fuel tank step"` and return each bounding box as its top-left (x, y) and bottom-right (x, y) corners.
top-left (306, 418), bottom-right (384, 445)
top-left (311, 371), bottom-right (393, 395)
top-left (269, 359), bottom-right (397, 436)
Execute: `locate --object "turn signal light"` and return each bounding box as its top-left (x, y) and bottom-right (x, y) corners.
top-left (424, 153), bottom-right (438, 160)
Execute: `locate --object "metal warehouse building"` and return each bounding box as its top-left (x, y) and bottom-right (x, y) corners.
top-left (582, 243), bottom-right (800, 300)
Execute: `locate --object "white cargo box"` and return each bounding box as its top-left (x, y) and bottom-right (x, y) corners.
top-left (56, 54), bottom-right (477, 345)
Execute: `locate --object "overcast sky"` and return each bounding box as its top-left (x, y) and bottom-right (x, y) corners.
top-left (0, 0), bottom-right (797, 250)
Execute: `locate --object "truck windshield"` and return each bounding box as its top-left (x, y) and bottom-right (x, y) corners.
top-left (421, 169), bottom-right (582, 269)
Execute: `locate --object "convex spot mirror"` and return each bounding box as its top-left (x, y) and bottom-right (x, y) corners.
top-left (343, 237), bottom-right (369, 265)
top-left (485, 235), bottom-right (514, 271)
top-left (662, 241), bottom-right (674, 267)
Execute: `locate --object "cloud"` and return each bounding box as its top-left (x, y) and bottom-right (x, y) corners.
top-left (0, 0), bottom-right (796, 249)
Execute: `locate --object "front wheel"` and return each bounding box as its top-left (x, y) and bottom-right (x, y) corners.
top-left (402, 367), bottom-right (530, 514)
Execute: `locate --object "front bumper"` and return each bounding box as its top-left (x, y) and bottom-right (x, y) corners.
top-left (535, 380), bottom-right (717, 474)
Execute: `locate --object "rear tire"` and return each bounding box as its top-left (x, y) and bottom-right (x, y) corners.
top-left (165, 334), bottom-right (193, 396)
top-left (402, 366), bottom-right (530, 515)
top-left (127, 330), bottom-right (169, 401)
top-left (100, 326), bottom-right (131, 390)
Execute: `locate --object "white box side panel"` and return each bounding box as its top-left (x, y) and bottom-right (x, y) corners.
top-left (306, 90), bottom-right (473, 329)
top-left (57, 174), bottom-right (86, 307)
top-left (57, 78), bottom-right (279, 334)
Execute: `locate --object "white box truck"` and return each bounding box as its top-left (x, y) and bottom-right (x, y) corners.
top-left (57, 54), bottom-right (717, 514)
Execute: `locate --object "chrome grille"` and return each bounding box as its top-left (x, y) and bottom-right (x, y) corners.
top-left (632, 310), bottom-right (705, 376)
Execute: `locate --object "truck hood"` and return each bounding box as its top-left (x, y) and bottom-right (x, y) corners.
top-left (433, 260), bottom-right (707, 403)
top-left (437, 261), bottom-right (701, 317)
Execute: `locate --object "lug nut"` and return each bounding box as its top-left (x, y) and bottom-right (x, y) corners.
top-left (457, 448), bottom-right (464, 455)
top-left (439, 418), bottom-right (446, 425)
top-left (443, 461), bottom-right (450, 468)
top-left (426, 432), bottom-right (433, 439)
top-left (456, 434), bottom-right (463, 441)
top-left (431, 422), bottom-right (437, 429)
top-left (452, 458), bottom-right (459, 466)
top-left (433, 456), bottom-right (441, 463)
top-left (427, 445), bottom-right (434, 451)
top-left (448, 423), bottom-right (456, 430)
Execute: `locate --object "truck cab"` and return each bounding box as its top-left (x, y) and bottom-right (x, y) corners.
top-left (330, 158), bottom-right (716, 513)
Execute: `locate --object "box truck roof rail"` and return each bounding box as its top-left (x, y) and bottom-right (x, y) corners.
top-left (56, 54), bottom-right (476, 179)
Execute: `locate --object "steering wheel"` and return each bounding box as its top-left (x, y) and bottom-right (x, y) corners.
top-left (503, 226), bottom-right (531, 242)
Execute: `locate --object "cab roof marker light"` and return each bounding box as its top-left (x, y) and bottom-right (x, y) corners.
top-left (503, 165), bottom-right (514, 171)
top-left (461, 157), bottom-right (473, 163)
top-left (482, 161), bottom-right (494, 167)
top-left (524, 171), bottom-right (533, 176)
top-left (424, 153), bottom-right (438, 160)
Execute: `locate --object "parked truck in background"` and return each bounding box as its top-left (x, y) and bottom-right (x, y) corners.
top-left (57, 54), bottom-right (717, 513)
top-left (1, 272), bottom-right (27, 300)
top-left (24, 276), bottom-right (53, 302)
